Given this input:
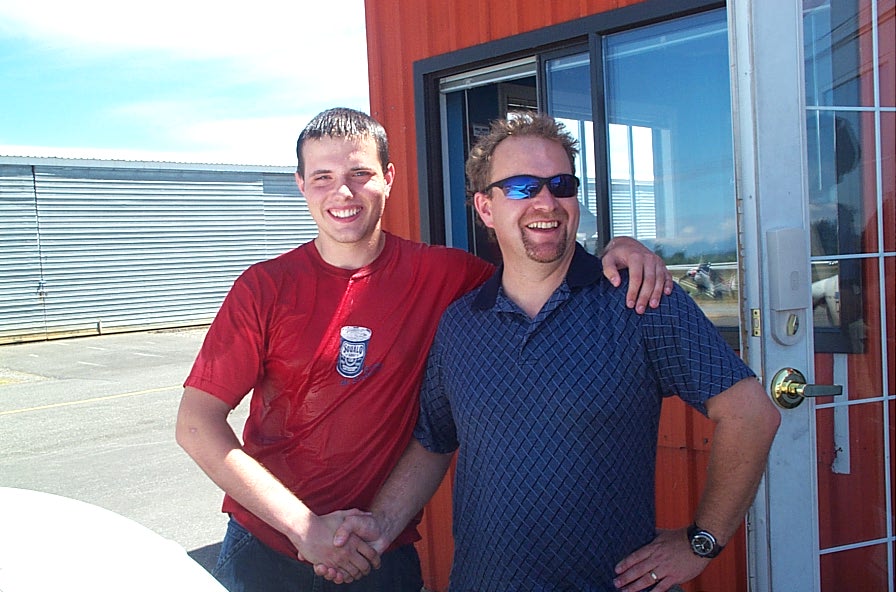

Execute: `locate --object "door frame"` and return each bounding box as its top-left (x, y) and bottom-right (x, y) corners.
top-left (729, 1), bottom-right (821, 589)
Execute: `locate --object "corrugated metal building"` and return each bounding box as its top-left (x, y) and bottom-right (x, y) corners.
top-left (0, 158), bottom-right (312, 344)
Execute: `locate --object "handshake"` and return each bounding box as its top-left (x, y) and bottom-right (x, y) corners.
top-left (292, 508), bottom-right (393, 584)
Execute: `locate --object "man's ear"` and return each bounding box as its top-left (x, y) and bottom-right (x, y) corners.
top-left (294, 171), bottom-right (305, 193)
top-left (383, 162), bottom-right (396, 198)
top-left (473, 192), bottom-right (495, 228)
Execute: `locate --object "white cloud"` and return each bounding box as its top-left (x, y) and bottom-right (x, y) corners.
top-left (0, 0), bottom-right (370, 90)
top-left (174, 114), bottom-right (314, 166)
top-left (0, 0), bottom-right (371, 164)
top-left (0, 1), bottom-right (368, 67)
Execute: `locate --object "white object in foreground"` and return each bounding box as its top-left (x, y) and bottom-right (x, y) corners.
top-left (0, 487), bottom-right (227, 592)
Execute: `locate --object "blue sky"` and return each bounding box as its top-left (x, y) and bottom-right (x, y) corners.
top-left (0, 0), bottom-right (370, 166)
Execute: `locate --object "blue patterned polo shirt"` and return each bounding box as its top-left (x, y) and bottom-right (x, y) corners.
top-left (414, 244), bottom-right (755, 591)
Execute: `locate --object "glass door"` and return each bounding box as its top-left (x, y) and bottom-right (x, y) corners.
top-left (732, 0), bottom-right (894, 589)
top-left (804, 0), bottom-right (894, 588)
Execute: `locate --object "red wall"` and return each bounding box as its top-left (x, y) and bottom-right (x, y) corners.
top-left (363, 2), bottom-right (746, 591)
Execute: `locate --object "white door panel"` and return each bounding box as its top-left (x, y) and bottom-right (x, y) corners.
top-left (730, 1), bottom-right (821, 589)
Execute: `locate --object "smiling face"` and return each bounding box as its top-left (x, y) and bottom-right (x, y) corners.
top-left (295, 135), bottom-right (395, 268)
top-left (474, 135), bottom-right (580, 270)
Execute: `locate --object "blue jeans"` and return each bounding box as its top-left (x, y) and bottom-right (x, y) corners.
top-left (212, 518), bottom-right (423, 592)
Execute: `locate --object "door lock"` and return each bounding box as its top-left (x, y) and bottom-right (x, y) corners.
top-left (770, 368), bottom-right (843, 409)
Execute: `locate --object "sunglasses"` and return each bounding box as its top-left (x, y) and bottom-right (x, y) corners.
top-left (484, 173), bottom-right (580, 200)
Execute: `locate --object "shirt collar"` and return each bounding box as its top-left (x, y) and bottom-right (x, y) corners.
top-left (472, 243), bottom-right (602, 311)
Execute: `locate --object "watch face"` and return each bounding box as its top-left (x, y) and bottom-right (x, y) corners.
top-left (691, 534), bottom-right (715, 556)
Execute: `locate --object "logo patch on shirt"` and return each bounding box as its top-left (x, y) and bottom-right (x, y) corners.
top-left (337, 326), bottom-right (372, 378)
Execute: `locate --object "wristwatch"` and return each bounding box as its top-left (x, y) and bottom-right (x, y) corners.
top-left (687, 523), bottom-right (724, 558)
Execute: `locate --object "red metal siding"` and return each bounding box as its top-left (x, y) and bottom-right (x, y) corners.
top-left (363, 2), bottom-right (746, 591)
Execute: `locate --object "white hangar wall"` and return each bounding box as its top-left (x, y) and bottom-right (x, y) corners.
top-left (0, 158), bottom-right (314, 344)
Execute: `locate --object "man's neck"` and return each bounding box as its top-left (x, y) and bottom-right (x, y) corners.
top-left (314, 231), bottom-right (387, 270)
top-left (500, 258), bottom-right (570, 319)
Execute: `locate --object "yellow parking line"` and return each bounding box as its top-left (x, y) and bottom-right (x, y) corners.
top-left (0, 386), bottom-right (181, 416)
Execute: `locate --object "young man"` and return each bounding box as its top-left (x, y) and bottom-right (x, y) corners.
top-left (175, 108), bottom-right (672, 592)
top-left (324, 113), bottom-right (780, 591)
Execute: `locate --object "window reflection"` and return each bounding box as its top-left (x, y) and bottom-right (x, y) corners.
top-left (609, 124), bottom-right (657, 241)
top-left (805, 110), bottom-right (867, 353)
top-left (545, 53), bottom-right (601, 254)
top-left (811, 261), bottom-right (843, 328)
top-left (806, 110), bottom-right (865, 256)
top-left (804, 0), bottom-right (881, 353)
top-left (602, 9), bottom-right (738, 329)
top-left (809, 257), bottom-right (866, 353)
top-left (804, 0), bottom-right (880, 108)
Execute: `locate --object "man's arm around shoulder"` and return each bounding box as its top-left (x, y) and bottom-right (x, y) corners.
top-left (600, 236), bottom-right (674, 313)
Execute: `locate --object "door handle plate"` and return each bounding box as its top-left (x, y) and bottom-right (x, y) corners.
top-left (771, 367), bottom-right (843, 409)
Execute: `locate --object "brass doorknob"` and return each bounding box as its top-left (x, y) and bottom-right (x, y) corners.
top-left (771, 368), bottom-right (843, 409)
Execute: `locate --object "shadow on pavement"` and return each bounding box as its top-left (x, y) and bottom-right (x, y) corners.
top-left (189, 542), bottom-right (221, 572)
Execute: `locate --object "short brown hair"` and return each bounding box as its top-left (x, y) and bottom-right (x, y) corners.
top-left (296, 108), bottom-right (390, 177)
top-left (465, 112), bottom-right (579, 202)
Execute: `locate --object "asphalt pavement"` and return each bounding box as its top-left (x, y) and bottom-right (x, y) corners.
top-left (0, 327), bottom-right (248, 572)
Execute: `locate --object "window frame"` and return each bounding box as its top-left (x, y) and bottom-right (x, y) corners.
top-left (412, 0), bottom-right (735, 345)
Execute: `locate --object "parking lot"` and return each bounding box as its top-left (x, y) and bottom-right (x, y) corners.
top-left (0, 327), bottom-right (248, 571)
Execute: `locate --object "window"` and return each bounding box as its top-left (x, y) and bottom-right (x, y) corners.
top-left (419, 4), bottom-right (738, 333)
top-left (602, 9), bottom-right (739, 328)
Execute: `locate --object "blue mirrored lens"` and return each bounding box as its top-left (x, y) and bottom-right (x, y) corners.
top-left (491, 174), bottom-right (579, 199)
top-left (549, 175), bottom-right (579, 197)
top-left (503, 178), bottom-right (542, 199)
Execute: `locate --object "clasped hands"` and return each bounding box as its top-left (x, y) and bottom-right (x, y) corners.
top-left (294, 509), bottom-right (387, 584)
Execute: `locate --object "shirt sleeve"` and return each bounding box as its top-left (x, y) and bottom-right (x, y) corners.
top-left (183, 267), bottom-right (266, 407)
top-left (642, 285), bottom-right (755, 416)
top-left (453, 249), bottom-right (495, 295)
